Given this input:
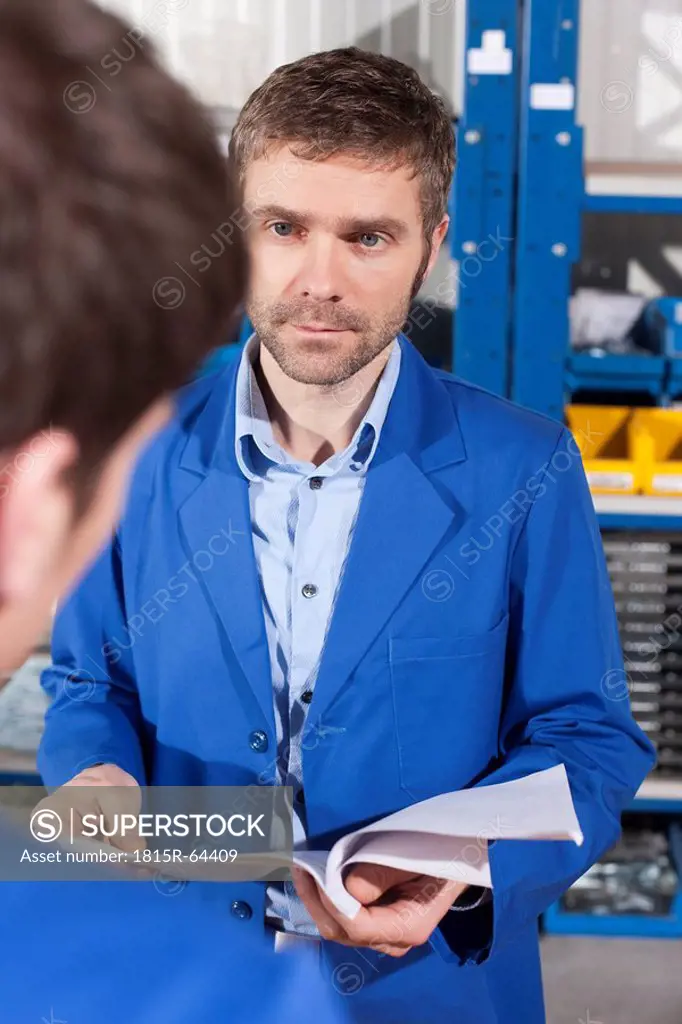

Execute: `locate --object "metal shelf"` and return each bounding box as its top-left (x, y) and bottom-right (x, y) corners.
top-left (594, 495), bottom-right (682, 530)
top-left (585, 166), bottom-right (682, 215)
top-left (584, 195), bottom-right (682, 216)
top-left (636, 778), bottom-right (682, 802)
top-left (0, 749), bottom-right (39, 784)
top-left (594, 496), bottom-right (682, 516)
top-left (632, 777), bottom-right (682, 812)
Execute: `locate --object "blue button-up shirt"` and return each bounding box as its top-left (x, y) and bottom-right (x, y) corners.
top-left (235, 334), bottom-right (401, 934)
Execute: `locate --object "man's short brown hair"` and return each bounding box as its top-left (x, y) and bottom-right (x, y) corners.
top-left (0, 0), bottom-right (247, 489)
top-left (229, 46), bottom-right (456, 240)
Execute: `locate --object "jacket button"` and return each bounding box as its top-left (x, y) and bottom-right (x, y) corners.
top-left (230, 900), bottom-right (253, 921)
top-left (249, 730), bottom-right (268, 753)
top-left (300, 690), bottom-right (313, 705)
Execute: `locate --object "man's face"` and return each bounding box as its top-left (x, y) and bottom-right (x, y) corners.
top-left (243, 145), bottom-right (447, 386)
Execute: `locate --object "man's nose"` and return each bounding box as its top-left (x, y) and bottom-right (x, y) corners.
top-left (296, 235), bottom-right (344, 303)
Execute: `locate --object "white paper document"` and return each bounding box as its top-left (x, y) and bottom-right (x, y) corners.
top-left (292, 764), bottom-right (582, 917)
top-left (60, 765), bottom-right (582, 919)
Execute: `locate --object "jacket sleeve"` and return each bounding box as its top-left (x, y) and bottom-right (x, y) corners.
top-left (431, 427), bottom-right (656, 965)
top-left (38, 533), bottom-right (147, 788)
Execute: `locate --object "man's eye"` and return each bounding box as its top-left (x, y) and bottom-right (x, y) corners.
top-left (272, 222), bottom-right (294, 237)
top-left (359, 233), bottom-right (382, 248)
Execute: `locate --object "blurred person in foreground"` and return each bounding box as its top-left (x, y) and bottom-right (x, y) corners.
top-left (0, 1), bottom-right (341, 1021)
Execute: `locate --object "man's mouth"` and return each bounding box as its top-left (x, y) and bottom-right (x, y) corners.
top-left (291, 323), bottom-right (348, 334)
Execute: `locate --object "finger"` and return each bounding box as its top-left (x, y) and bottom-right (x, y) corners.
top-left (98, 785), bottom-right (146, 854)
top-left (359, 897), bottom-right (444, 947)
top-left (345, 880), bottom-right (449, 946)
top-left (109, 832), bottom-right (147, 855)
top-left (314, 894), bottom-right (409, 951)
top-left (309, 885), bottom-right (389, 949)
top-left (316, 883), bottom-right (358, 926)
top-left (370, 944), bottom-right (412, 958)
top-left (291, 869), bottom-right (347, 942)
top-left (396, 873), bottom-right (464, 906)
top-left (343, 864), bottom-right (420, 905)
top-left (397, 877), bottom-right (468, 924)
top-left (46, 796), bottom-right (102, 844)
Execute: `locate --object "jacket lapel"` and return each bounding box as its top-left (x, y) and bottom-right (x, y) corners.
top-left (308, 338), bottom-right (468, 726)
top-left (176, 364), bottom-right (275, 733)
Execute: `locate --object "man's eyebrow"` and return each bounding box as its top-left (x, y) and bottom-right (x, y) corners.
top-left (248, 204), bottom-right (300, 223)
top-left (342, 215), bottom-right (409, 240)
top-left (248, 204), bottom-right (409, 240)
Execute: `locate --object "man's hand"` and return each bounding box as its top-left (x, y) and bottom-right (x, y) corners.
top-left (33, 763), bottom-right (146, 854)
top-left (292, 863), bottom-right (467, 957)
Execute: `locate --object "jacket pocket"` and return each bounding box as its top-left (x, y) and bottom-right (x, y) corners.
top-left (389, 616), bottom-right (509, 799)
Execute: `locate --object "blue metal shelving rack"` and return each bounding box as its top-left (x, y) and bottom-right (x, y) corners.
top-left (447, 0), bottom-right (682, 937)
top-left (506, 8), bottom-right (682, 420)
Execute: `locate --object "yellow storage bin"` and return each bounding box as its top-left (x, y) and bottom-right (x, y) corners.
top-left (565, 405), bottom-right (638, 495)
top-left (632, 409), bottom-right (682, 496)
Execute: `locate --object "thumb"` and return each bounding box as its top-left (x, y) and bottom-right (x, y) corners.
top-left (109, 826), bottom-right (147, 855)
top-left (98, 782), bottom-right (146, 855)
top-left (343, 864), bottom-right (417, 905)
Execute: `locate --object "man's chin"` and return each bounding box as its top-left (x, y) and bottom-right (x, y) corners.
top-left (259, 336), bottom-right (352, 384)
top-left (279, 365), bottom-right (351, 387)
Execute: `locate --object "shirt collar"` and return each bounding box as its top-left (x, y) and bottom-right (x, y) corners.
top-left (234, 333), bottom-right (401, 481)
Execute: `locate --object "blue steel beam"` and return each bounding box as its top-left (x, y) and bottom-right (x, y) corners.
top-left (510, 0), bottom-right (583, 422)
top-left (452, 0), bottom-right (519, 396)
top-left (598, 515), bottom-right (682, 532)
top-left (584, 194), bottom-right (682, 216)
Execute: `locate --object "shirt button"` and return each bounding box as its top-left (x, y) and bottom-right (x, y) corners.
top-left (249, 730), bottom-right (269, 753)
top-left (230, 900), bottom-right (253, 921)
top-left (300, 690), bottom-right (313, 705)
top-left (302, 583), bottom-right (318, 599)
top-left (309, 477), bottom-right (323, 490)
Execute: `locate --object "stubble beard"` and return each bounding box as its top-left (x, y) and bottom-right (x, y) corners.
top-left (247, 289), bottom-right (414, 387)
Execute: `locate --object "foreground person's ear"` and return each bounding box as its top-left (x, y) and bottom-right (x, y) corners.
top-left (0, 429), bottom-right (78, 601)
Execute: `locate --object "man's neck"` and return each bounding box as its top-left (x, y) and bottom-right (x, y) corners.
top-left (254, 343), bottom-right (393, 467)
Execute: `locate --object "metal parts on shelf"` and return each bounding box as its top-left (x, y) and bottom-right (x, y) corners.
top-left (561, 826), bottom-right (678, 918)
top-left (566, 298), bottom-right (682, 408)
top-left (605, 531), bottom-right (682, 779)
top-left (544, 820), bottom-right (682, 937)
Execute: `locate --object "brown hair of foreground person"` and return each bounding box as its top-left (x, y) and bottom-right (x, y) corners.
top-left (0, 0), bottom-right (246, 496)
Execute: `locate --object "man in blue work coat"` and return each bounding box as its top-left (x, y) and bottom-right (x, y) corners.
top-left (0, 1), bottom-right (340, 1021)
top-left (39, 46), bottom-right (656, 1023)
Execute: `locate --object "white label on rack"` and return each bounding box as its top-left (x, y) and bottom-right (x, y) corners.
top-left (530, 83), bottom-right (575, 110)
top-left (653, 474), bottom-right (682, 493)
top-left (467, 31), bottom-right (513, 75)
top-left (587, 471), bottom-right (633, 491)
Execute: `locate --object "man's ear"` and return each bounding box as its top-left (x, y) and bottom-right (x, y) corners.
top-left (0, 430), bottom-right (78, 601)
top-left (423, 215), bottom-right (450, 280)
